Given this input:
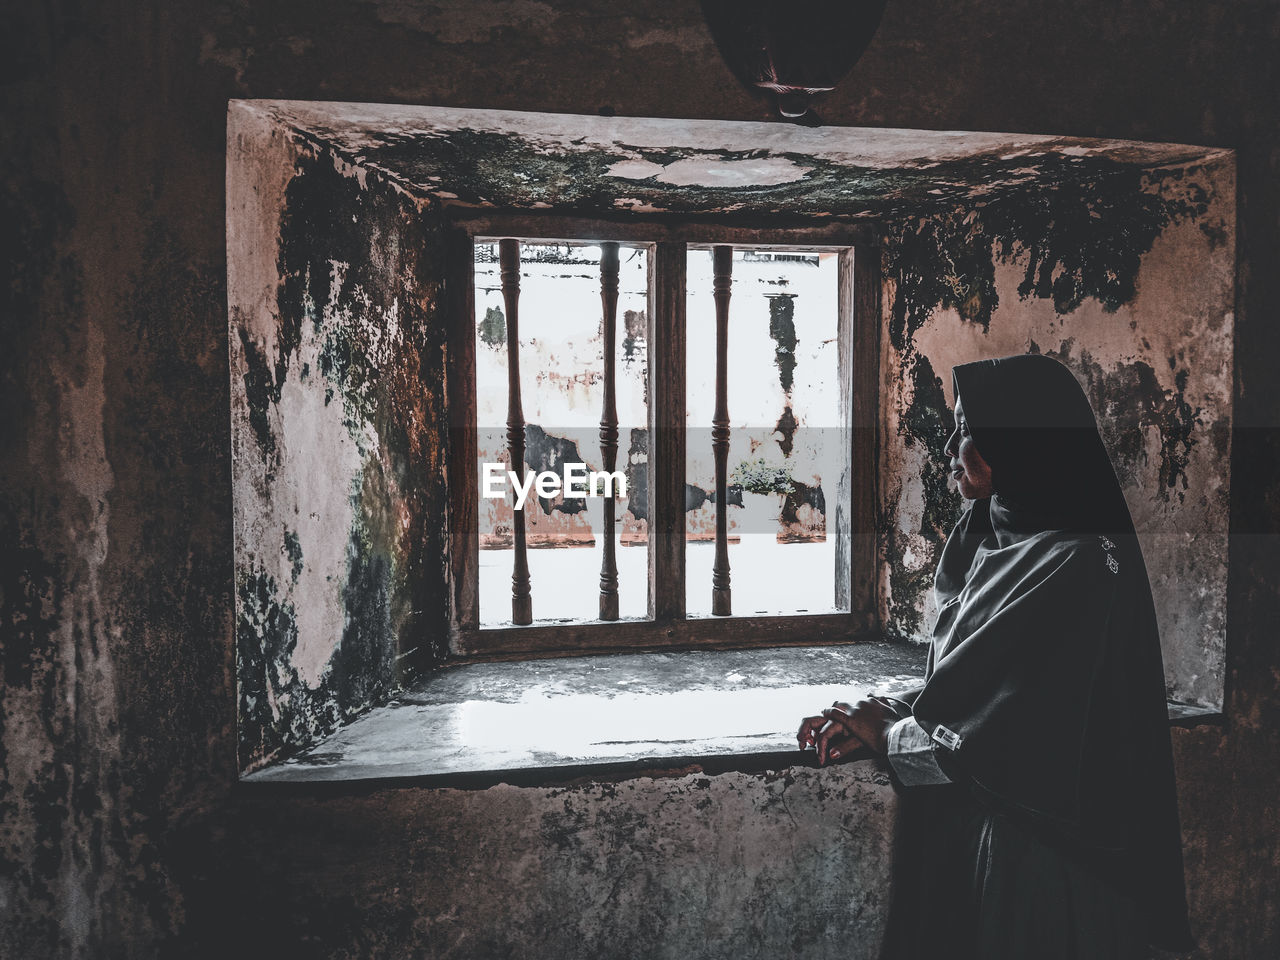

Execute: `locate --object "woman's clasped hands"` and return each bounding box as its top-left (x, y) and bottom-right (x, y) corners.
top-left (796, 696), bottom-right (903, 766)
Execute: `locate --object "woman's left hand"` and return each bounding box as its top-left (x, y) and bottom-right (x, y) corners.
top-left (797, 698), bottom-right (897, 765)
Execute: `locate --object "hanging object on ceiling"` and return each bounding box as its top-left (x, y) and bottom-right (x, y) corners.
top-left (701, 0), bottom-right (889, 121)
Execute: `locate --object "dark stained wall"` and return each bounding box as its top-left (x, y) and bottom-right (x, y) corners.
top-left (227, 108), bottom-right (453, 772)
top-left (876, 159), bottom-right (1235, 712)
top-left (2, 2), bottom-right (1277, 957)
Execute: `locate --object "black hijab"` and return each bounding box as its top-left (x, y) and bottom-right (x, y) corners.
top-left (912, 354), bottom-right (1193, 951)
top-left (955, 353), bottom-right (1134, 537)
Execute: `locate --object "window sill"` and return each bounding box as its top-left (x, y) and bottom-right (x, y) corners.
top-left (240, 641), bottom-right (925, 788)
top-left (239, 640), bottom-right (1221, 790)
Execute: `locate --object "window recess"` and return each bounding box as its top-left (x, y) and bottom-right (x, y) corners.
top-left (448, 220), bottom-right (881, 658)
top-left (231, 101), bottom-right (1232, 776)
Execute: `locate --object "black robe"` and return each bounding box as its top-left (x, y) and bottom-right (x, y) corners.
top-left (887, 355), bottom-right (1193, 956)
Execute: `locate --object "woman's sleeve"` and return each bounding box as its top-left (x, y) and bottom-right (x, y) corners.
top-left (908, 540), bottom-right (1120, 818)
top-left (893, 684), bottom-right (926, 706)
top-left (886, 716), bottom-right (953, 787)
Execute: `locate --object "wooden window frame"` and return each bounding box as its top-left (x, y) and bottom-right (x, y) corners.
top-left (446, 213), bottom-right (881, 658)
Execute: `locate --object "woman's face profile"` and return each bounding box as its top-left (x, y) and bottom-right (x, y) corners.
top-left (944, 397), bottom-right (994, 500)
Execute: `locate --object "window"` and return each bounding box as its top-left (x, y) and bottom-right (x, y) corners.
top-left (447, 220), bottom-right (881, 657)
top-left (229, 100), bottom-right (1233, 775)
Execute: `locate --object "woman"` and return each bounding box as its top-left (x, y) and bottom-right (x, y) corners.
top-left (798, 354), bottom-right (1193, 959)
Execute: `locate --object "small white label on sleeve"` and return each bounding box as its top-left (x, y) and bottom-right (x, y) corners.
top-left (931, 724), bottom-right (963, 752)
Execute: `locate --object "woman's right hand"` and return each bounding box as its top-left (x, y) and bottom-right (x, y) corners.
top-left (797, 698), bottom-right (895, 765)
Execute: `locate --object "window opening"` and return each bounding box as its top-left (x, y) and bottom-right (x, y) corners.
top-left (472, 234), bottom-right (860, 639)
top-left (685, 246), bottom-right (845, 617)
top-left (475, 240), bottom-right (651, 626)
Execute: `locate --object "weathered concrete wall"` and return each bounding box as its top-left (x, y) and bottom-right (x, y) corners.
top-left (234, 763), bottom-right (896, 960)
top-left (3, 2), bottom-right (1279, 959)
top-left (877, 156), bottom-right (1235, 709)
top-left (228, 105), bottom-right (452, 770)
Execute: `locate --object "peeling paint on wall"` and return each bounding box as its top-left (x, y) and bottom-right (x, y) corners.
top-left (877, 158), bottom-right (1234, 708)
top-left (478, 304), bottom-right (506, 347)
top-left (229, 113), bottom-right (453, 769)
top-left (766, 293), bottom-right (798, 393)
top-left (261, 99), bottom-right (1229, 223)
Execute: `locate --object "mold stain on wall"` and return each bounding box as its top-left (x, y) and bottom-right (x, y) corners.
top-left (766, 293), bottom-right (798, 393)
top-left (231, 141), bottom-right (453, 769)
top-left (334, 123), bottom-right (1216, 222)
top-left (877, 157), bottom-right (1234, 706)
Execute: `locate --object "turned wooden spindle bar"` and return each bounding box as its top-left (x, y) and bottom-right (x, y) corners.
top-left (648, 241), bottom-right (687, 626)
top-left (598, 242), bottom-right (621, 621)
top-left (499, 238), bottom-right (533, 625)
top-left (711, 245), bottom-right (733, 616)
